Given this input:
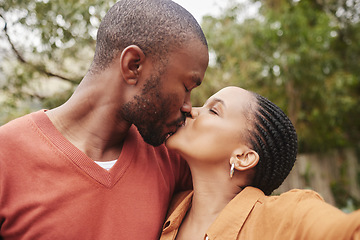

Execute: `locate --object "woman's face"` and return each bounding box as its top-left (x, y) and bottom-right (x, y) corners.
top-left (165, 86), bottom-right (255, 162)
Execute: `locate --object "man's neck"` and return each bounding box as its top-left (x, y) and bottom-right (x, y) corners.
top-left (46, 105), bottom-right (130, 161)
top-left (45, 75), bottom-right (132, 161)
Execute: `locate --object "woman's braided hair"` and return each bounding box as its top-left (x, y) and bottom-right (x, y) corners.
top-left (248, 93), bottom-right (298, 195)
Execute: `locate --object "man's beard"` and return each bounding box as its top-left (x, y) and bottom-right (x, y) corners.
top-left (121, 74), bottom-right (184, 146)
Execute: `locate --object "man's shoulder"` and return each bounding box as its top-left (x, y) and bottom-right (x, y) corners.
top-left (0, 111), bottom-right (48, 150)
top-left (0, 111), bottom-right (37, 134)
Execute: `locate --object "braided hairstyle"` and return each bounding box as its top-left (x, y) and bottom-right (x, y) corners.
top-left (248, 93), bottom-right (298, 196)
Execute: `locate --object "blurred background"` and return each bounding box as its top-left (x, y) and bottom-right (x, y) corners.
top-left (0, 0), bottom-right (359, 211)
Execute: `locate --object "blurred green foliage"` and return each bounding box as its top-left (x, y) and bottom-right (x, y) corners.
top-left (0, 0), bottom-right (359, 154)
top-left (0, 0), bottom-right (115, 123)
top-left (197, 0), bottom-right (360, 153)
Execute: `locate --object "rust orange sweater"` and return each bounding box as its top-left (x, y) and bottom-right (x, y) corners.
top-left (0, 111), bottom-right (191, 240)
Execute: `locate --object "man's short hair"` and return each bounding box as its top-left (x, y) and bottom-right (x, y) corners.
top-left (91, 0), bottom-right (208, 72)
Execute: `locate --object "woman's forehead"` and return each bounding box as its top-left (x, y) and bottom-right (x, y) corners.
top-left (209, 87), bottom-right (253, 107)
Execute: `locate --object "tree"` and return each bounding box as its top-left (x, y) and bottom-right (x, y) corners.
top-left (1, 0), bottom-right (359, 153)
top-left (0, 0), bottom-right (115, 123)
top-left (1, 0), bottom-right (360, 210)
top-left (199, 0), bottom-right (360, 152)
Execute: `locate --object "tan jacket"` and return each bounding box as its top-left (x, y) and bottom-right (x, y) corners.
top-left (160, 187), bottom-right (360, 240)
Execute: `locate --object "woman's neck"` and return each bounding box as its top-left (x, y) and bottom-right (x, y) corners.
top-left (176, 167), bottom-right (242, 240)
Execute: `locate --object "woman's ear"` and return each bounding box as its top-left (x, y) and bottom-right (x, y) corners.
top-left (230, 148), bottom-right (259, 171)
top-left (119, 45), bottom-right (146, 85)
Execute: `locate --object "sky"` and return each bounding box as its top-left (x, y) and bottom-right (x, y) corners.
top-left (173, 0), bottom-right (230, 23)
top-left (173, 0), bottom-right (260, 24)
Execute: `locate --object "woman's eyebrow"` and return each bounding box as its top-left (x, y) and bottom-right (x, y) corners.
top-left (204, 98), bottom-right (226, 108)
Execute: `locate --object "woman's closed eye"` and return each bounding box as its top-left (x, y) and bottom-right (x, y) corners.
top-left (209, 108), bottom-right (218, 115)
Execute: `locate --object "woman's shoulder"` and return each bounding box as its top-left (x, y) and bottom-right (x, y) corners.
top-left (277, 188), bottom-right (323, 199)
top-left (266, 189), bottom-right (325, 204)
top-left (255, 188), bottom-right (336, 219)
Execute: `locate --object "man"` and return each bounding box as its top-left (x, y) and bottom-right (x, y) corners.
top-left (0, 0), bottom-right (209, 239)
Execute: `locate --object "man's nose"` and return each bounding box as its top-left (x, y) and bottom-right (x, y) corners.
top-left (180, 93), bottom-right (192, 114)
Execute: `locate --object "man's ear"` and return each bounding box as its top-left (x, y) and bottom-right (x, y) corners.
top-left (230, 148), bottom-right (259, 171)
top-left (119, 45), bottom-right (146, 85)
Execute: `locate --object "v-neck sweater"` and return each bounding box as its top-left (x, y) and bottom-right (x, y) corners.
top-left (0, 110), bottom-right (191, 240)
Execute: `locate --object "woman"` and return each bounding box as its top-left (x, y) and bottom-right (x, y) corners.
top-left (160, 86), bottom-right (360, 240)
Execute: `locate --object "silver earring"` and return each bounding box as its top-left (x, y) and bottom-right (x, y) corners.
top-left (230, 163), bottom-right (235, 178)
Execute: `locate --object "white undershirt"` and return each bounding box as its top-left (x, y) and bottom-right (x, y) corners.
top-left (94, 159), bottom-right (118, 171)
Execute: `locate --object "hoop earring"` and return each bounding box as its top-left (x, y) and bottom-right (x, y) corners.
top-left (230, 163), bottom-right (235, 178)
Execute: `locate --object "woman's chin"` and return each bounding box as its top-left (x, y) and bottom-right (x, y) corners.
top-left (164, 132), bottom-right (182, 150)
top-left (164, 134), bottom-right (175, 148)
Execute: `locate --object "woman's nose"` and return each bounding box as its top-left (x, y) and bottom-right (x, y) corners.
top-left (189, 107), bottom-right (200, 118)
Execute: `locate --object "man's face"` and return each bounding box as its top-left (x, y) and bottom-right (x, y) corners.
top-left (121, 72), bottom-right (185, 146)
top-left (122, 39), bottom-right (209, 146)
